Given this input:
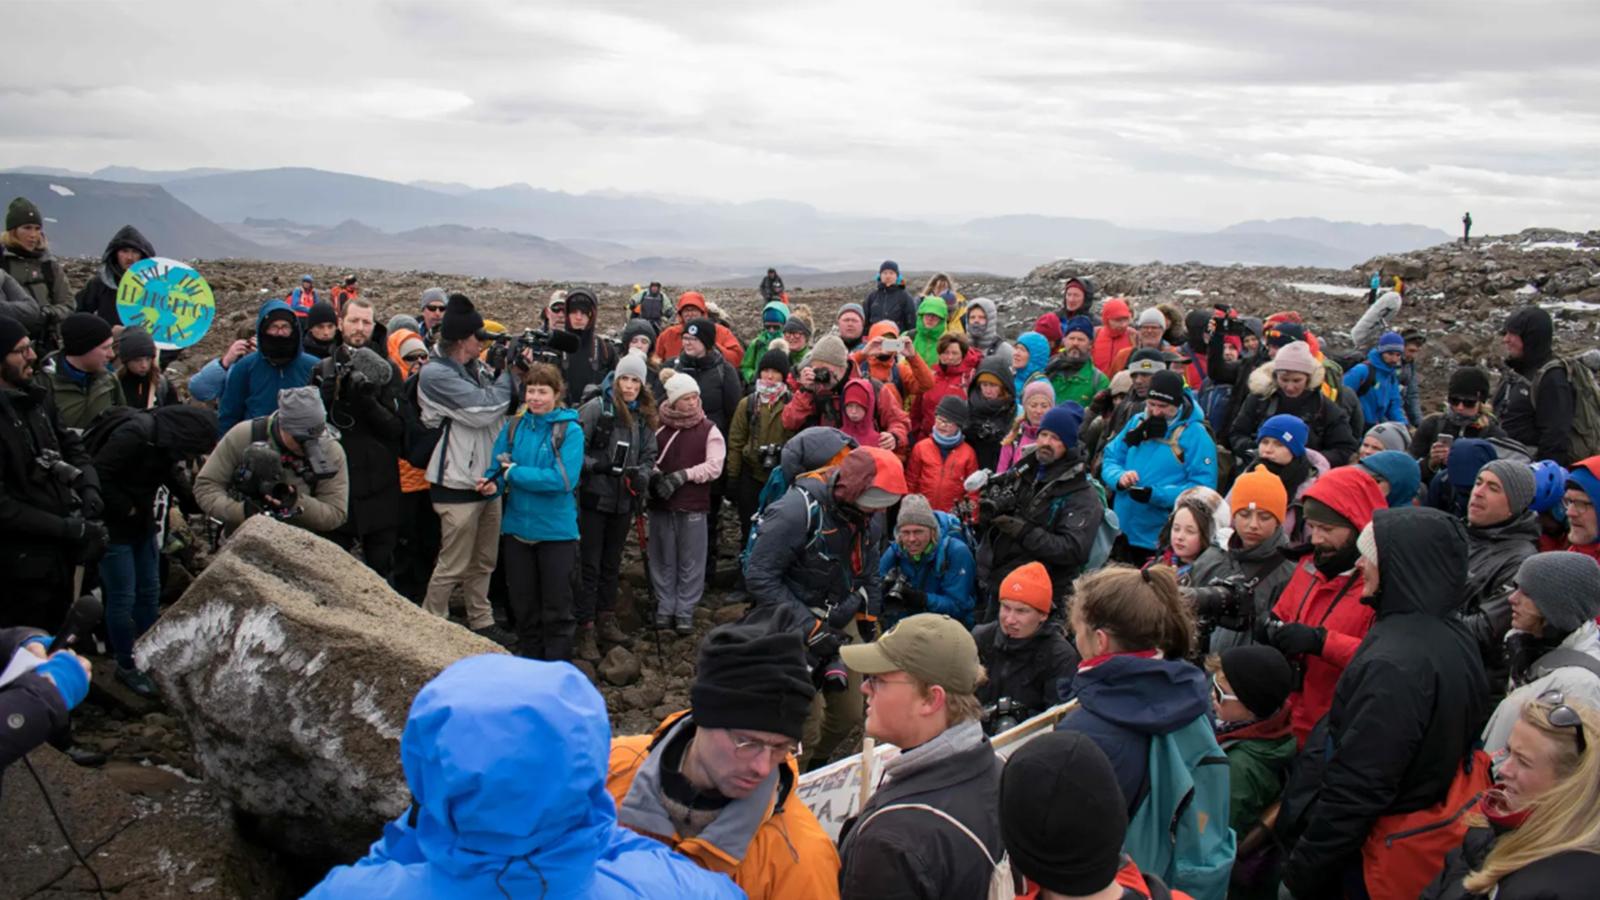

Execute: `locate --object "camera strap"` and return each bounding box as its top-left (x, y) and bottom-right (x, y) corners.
top-left (1292, 569), bottom-right (1359, 627)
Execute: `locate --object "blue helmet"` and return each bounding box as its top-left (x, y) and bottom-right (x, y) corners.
top-left (1530, 460), bottom-right (1570, 514)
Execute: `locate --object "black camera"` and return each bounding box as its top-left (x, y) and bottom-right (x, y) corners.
top-left (36, 448), bottom-right (82, 486)
top-left (1260, 615), bottom-right (1307, 691)
top-left (516, 328), bottom-right (568, 366)
top-left (983, 697), bottom-right (1027, 735)
top-left (232, 442), bottom-right (296, 515)
top-left (812, 367), bottom-right (834, 387)
top-left (757, 443), bottom-right (782, 471)
top-left (978, 471), bottom-right (1023, 523)
top-left (882, 569), bottom-right (914, 611)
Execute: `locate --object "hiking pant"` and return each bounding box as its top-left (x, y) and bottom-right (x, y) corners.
top-left (100, 535), bottom-right (160, 670)
top-left (578, 507), bottom-right (631, 624)
top-left (392, 490), bottom-right (439, 604)
top-left (424, 499), bottom-right (500, 631)
top-left (734, 469), bottom-right (766, 556)
top-left (648, 509), bottom-right (706, 625)
top-left (799, 619), bottom-right (864, 771)
top-left (501, 538), bottom-right (577, 660)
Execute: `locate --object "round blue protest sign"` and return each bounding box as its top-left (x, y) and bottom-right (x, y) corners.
top-left (115, 257), bottom-right (216, 350)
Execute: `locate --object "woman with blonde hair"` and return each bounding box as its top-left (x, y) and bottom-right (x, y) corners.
top-left (1424, 695), bottom-right (1600, 898)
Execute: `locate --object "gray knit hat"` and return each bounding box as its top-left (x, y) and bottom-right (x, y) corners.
top-left (276, 387), bottom-right (327, 439)
top-left (810, 334), bottom-right (850, 370)
top-left (1481, 459), bottom-right (1536, 516)
top-left (1515, 552), bottom-right (1600, 633)
top-left (897, 493), bottom-right (939, 532)
top-left (1365, 422), bottom-right (1410, 454)
top-left (615, 349), bottom-right (648, 384)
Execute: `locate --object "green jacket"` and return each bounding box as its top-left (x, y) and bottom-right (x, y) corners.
top-left (1044, 358), bottom-right (1110, 408)
top-left (726, 392), bottom-right (794, 481)
top-left (740, 330), bottom-right (786, 383)
top-left (0, 246), bottom-right (73, 339)
top-left (39, 353), bottom-right (126, 430)
top-left (1220, 715), bottom-right (1297, 836)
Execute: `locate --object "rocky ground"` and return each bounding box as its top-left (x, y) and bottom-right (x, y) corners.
top-left (25, 228), bottom-right (1597, 896)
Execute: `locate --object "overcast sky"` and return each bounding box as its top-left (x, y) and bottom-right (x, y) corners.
top-left (5, 1), bottom-right (1596, 232)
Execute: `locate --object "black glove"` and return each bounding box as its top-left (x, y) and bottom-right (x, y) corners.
top-left (992, 514), bottom-right (1026, 537)
top-left (821, 657), bottom-right (850, 693)
top-left (65, 517), bottom-right (109, 564)
top-left (806, 620), bottom-right (848, 665)
top-left (345, 368), bottom-right (373, 396)
top-left (78, 484), bottom-right (104, 521)
top-left (900, 587), bottom-right (928, 612)
top-left (857, 618), bottom-right (879, 644)
top-left (485, 342), bottom-right (509, 373)
top-left (1269, 622), bottom-right (1327, 657)
top-left (651, 470), bottom-right (688, 501)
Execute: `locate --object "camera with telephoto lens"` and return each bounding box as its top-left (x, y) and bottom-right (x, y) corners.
top-left (515, 328), bottom-right (568, 366)
top-left (983, 697), bottom-right (1026, 735)
top-left (978, 470), bottom-right (1023, 522)
top-left (232, 442), bottom-right (295, 514)
top-left (757, 442), bottom-right (782, 470)
top-left (36, 448), bottom-right (83, 486)
top-left (1197, 573), bottom-right (1256, 633)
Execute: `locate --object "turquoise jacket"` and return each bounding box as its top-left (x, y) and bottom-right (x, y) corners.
top-left (486, 406), bottom-right (584, 542)
top-left (1101, 398), bottom-right (1219, 550)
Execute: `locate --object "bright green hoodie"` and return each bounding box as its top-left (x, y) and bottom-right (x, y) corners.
top-left (912, 295), bottom-right (948, 367)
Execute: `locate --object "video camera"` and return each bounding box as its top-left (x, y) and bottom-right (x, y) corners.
top-left (966, 468), bottom-right (1023, 522)
top-left (513, 327), bottom-right (581, 366)
top-left (231, 442), bottom-right (297, 518)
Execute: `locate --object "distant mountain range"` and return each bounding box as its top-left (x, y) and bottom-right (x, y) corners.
top-left (1, 165), bottom-right (1456, 282)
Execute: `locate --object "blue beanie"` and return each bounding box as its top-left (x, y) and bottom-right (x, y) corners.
top-left (880, 260), bottom-right (901, 277)
top-left (1530, 460), bottom-right (1569, 514)
top-left (1257, 414), bottom-right (1309, 458)
top-left (762, 302), bottom-right (789, 325)
top-left (1445, 438), bottom-right (1497, 489)
top-left (1039, 402), bottom-right (1084, 447)
top-left (1062, 316), bottom-right (1095, 340)
top-left (1358, 450), bottom-right (1422, 508)
top-left (1377, 331), bottom-right (1405, 352)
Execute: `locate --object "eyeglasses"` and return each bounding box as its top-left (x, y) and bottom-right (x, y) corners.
top-left (1537, 689), bottom-right (1587, 754)
top-left (863, 674), bottom-right (916, 691)
top-left (728, 732), bottom-right (799, 762)
top-left (424, 305), bottom-right (445, 313)
top-left (1211, 674), bottom-right (1240, 706)
top-left (1447, 396), bottom-right (1480, 408)
top-left (1566, 495), bottom-right (1594, 513)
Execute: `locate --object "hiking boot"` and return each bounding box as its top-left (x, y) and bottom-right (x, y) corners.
top-left (575, 624), bottom-right (601, 662)
top-left (653, 615), bottom-right (672, 633)
top-left (115, 665), bottom-right (159, 699)
top-left (473, 624), bottom-right (516, 649)
top-left (674, 617), bottom-right (695, 637)
top-left (595, 613), bottom-right (631, 647)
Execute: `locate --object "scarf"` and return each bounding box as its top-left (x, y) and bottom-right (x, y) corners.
top-left (659, 400), bottom-right (705, 430)
top-left (932, 427), bottom-right (964, 452)
top-left (1260, 454), bottom-right (1311, 498)
top-left (756, 382), bottom-right (785, 404)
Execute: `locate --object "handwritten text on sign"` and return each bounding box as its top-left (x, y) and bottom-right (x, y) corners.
top-left (116, 257), bottom-right (216, 350)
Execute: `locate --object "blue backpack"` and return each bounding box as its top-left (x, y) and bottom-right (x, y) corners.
top-left (1123, 715), bottom-right (1236, 900)
top-left (1196, 380), bottom-right (1233, 439)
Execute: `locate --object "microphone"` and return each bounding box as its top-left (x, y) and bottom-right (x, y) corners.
top-left (964, 469), bottom-right (992, 492)
top-left (48, 595), bottom-right (104, 654)
top-left (544, 329), bottom-right (582, 354)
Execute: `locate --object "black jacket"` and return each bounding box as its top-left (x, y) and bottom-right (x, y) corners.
top-left (0, 381), bottom-right (98, 575)
top-left (561, 325), bottom-right (618, 406)
top-left (1493, 307), bottom-right (1575, 465)
top-left (974, 621), bottom-right (1079, 719)
top-left (671, 350), bottom-right (741, 440)
top-left (976, 447), bottom-right (1103, 613)
top-left (744, 471), bottom-right (884, 622)
top-left (312, 348), bottom-right (404, 535)
top-left (1410, 411), bottom-right (1506, 482)
top-left (90, 406), bottom-right (215, 542)
top-left (1229, 377), bottom-right (1358, 467)
top-left (0, 626), bottom-right (69, 770)
top-left (577, 382), bottom-right (658, 516)
top-left (838, 722), bottom-right (1004, 900)
top-left (1462, 512), bottom-right (1539, 676)
top-left (74, 225), bottom-right (155, 329)
top-left (1280, 507), bottom-right (1490, 899)
top-left (966, 354), bottom-right (1015, 471)
top-left (864, 282), bottom-right (916, 335)
top-left (1423, 823), bottom-right (1600, 900)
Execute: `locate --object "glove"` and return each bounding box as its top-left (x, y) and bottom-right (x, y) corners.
top-left (1127, 485), bottom-right (1153, 503)
top-left (345, 368), bottom-right (373, 396)
top-left (992, 515), bottom-right (1026, 537)
top-left (78, 484), bottom-right (104, 521)
top-left (856, 618), bottom-right (879, 644)
top-left (651, 470), bottom-right (688, 501)
top-left (806, 619), bottom-right (847, 665)
top-left (821, 657), bottom-right (850, 693)
top-left (900, 587), bottom-right (928, 612)
top-left (1269, 622), bottom-right (1327, 657)
top-left (64, 517), bottom-right (109, 564)
top-left (827, 587), bottom-right (867, 630)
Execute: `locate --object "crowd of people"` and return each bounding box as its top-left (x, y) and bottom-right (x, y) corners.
top-left (1, 199), bottom-right (1598, 899)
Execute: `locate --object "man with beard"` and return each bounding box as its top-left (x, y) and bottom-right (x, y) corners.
top-left (1040, 315), bottom-right (1108, 407)
top-left (0, 316), bottom-right (105, 630)
top-left (559, 289), bottom-right (617, 406)
top-left (217, 298), bottom-right (318, 435)
top-left (1263, 466), bottom-right (1387, 745)
top-left (312, 298), bottom-right (404, 578)
top-left (1493, 307), bottom-right (1575, 465)
top-left (1101, 370), bottom-right (1219, 565)
top-left (978, 403), bottom-right (1104, 621)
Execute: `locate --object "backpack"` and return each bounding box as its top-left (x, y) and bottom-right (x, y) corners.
top-left (503, 414), bottom-right (573, 493)
top-left (1085, 477), bottom-right (1121, 572)
top-left (1195, 381), bottom-right (1233, 438)
top-left (81, 405), bottom-right (144, 458)
top-left (1531, 647), bottom-right (1600, 682)
top-left (1531, 356), bottom-right (1600, 459)
top-left (1123, 715), bottom-right (1236, 900)
top-left (1350, 362), bottom-right (1380, 398)
top-left (738, 477), bottom-right (827, 576)
top-left (849, 803), bottom-right (1016, 900)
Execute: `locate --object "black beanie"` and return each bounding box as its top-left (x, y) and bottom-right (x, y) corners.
top-left (1220, 645), bottom-right (1294, 720)
top-left (0, 314), bottom-right (27, 356)
top-left (306, 301), bottom-right (338, 329)
top-left (1147, 369), bottom-right (1186, 406)
top-left (1001, 731), bottom-right (1127, 895)
top-left (758, 347), bottom-right (791, 379)
top-left (439, 293), bottom-right (486, 342)
top-left (1447, 366), bottom-right (1491, 402)
top-left (690, 623), bottom-right (816, 741)
top-left (683, 317), bottom-right (718, 350)
top-left (61, 313), bottom-right (113, 356)
top-left (935, 393), bottom-right (970, 428)
top-left (6, 196), bottom-right (41, 231)
top-left (116, 325), bottom-right (158, 362)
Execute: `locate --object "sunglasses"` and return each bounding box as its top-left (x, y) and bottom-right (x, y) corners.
top-left (424, 305), bottom-right (445, 313)
top-left (404, 353), bottom-right (428, 364)
top-left (1447, 396), bottom-right (1480, 408)
top-left (1538, 689), bottom-right (1587, 754)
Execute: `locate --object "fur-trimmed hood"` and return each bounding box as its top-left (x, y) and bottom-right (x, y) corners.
top-left (1247, 357), bottom-right (1325, 397)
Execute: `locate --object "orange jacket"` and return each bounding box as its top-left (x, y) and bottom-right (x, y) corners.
top-left (385, 329), bottom-right (430, 494)
top-left (907, 436), bottom-right (979, 513)
top-left (608, 711), bottom-right (841, 900)
top-left (656, 292), bottom-right (744, 367)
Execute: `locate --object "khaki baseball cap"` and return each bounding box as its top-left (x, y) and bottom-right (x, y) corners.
top-left (841, 614), bottom-right (981, 694)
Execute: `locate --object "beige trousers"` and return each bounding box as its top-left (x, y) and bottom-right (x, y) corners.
top-left (423, 499), bottom-right (501, 630)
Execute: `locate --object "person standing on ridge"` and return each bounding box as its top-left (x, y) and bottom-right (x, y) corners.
top-left (1463, 211), bottom-right (1473, 245)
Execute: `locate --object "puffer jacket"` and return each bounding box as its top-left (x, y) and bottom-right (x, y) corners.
top-left (1092, 303), bottom-right (1134, 374)
top-left (1423, 821), bottom-right (1600, 900)
top-left (863, 280), bottom-right (916, 334)
top-left (655, 294), bottom-right (744, 367)
top-left (0, 379), bottom-right (97, 585)
top-left (878, 521), bottom-right (978, 627)
top-left (1461, 511), bottom-right (1539, 675)
top-left (1343, 348), bottom-right (1407, 426)
top-left (745, 469), bottom-right (884, 622)
top-left (0, 238), bottom-right (72, 337)
top-left (74, 225), bottom-right (155, 329)
top-left (1279, 508), bottom-right (1490, 900)
top-left (912, 349), bottom-right (978, 441)
top-left (1191, 528), bottom-right (1295, 654)
top-left (0, 626), bottom-right (72, 768)
top-left (1269, 467), bottom-right (1387, 745)
top-left (669, 349), bottom-right (743, 439)
top-left (974, 620), bottom-right (1079, 719)
top-left (417, 349), bottom-right (514, 500)
top-left (609, 710), bottom-right (840, 900)
top-left (217, 299), bottom-right (319, 435)
top-left (906, 435), bottom-right (978, 514)
top-left (726, 390), bottom-right (793, 483)
top-left (308, 658), bottom-right (743, 900)
top-left (1229, 360), bottom-right (1358, 466)
top-left (1100, 399), bottom-right (1219, 551)
top-left (577, 379), bottom-right (659, 515)
top-left (486, 406), bottom-right (583, 542)
top-left (1482, 620), bottom-right (1600, 753)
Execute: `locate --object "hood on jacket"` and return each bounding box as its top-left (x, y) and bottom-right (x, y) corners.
top-left (967, 297), bottom-right (999, 339)
top-left (255, 298), bottom-right (301, 343)
top-left (761, 300), bottom-right (790, 326)
top-left (677, 291), bottom-right (708, 318)
top-left (401, 655), bottom-right (615, 888)
top-left (1099, 297), bottom-right (1132, 327)
top-left (974, 351), bottom-right (1016, 402)
top-left (1445, 438), bottom-right (1497, 490)
top-left (1062, 275), bottom-right (1097, 311)
top-left (1248, 357), bottom-right (1327, 396)
top-left (1016, 332), bottom-right (1050, 377)
top-left (779, 426), bottom-right (858, 479)
top-left (1073, 654), bottom-right (1210, 735)
top-left (99, 225), bottom-right (154, 286)
top-left (1504, 306), bottom-right (1554, 370)
top-left (916, 295), bottom-right (948, 324)
top-left (1302, 465), bottom-right (1386, 532)
top-left (1369, 506), bottom-right (1468, 618)
top-left (842, 377), bottom-right (877, 415)
top-left (1184, 309), bottom-right (1211, 351)
top-left (1363, 347), bottom-right (1397, 374)
top-left (620, 317), bottom-right (658, 356)
top-left (150, 405), bottom-right (219, 455)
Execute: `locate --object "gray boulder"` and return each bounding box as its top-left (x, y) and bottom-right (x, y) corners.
top-left (135, 516), bottom-right (505, 860)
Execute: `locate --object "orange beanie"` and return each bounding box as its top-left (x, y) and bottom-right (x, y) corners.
top-left (999, 561), bottom-right (1053, 616)
top-left (1230, 467), bottom-right (1289, 525)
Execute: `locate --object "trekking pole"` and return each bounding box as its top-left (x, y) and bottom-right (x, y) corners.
top-left (626, 473), bottom-right (667, 670)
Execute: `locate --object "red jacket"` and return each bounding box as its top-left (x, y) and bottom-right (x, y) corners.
top-left (1092, 298), bottom-right (1134, 374)
top-left (782, 380), bottom-right (912, 457)
top-left (912, 350), bottom-right (979, 442)
top-left (1270, 467), bottom-right (1387, 746)
top-left (907, 437), bottom-right (978, 513)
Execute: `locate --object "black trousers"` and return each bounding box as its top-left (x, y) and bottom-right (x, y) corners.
top-left (578, 507), bottom-right (631, 624)
top-left (734, 469), bottom-right (766, 554)
top-left (391, 490), bottom-right (440, 604)
top-left (358, 527), bottom-right (398, 582)
top-left (501, 538), bottom-right (578, 661)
